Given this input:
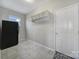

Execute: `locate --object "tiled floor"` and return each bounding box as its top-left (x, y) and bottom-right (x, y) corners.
top-left (1, 40), bottom-right (55, 59)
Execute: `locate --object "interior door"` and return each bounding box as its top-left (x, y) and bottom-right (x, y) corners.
top-left (1, 20), bottom-right (18, 50)
top-left (55, 5), bottom-right (75, 57)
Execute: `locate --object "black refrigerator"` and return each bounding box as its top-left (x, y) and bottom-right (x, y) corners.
top-left (0, 20), bottom-right (19, 50)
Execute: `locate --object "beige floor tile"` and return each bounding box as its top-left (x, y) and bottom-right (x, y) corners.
top-left (1, 40), bottom-right (55, 59)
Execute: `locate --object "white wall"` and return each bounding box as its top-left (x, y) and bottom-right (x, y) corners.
top-left (26, 3), bottom-right (79, 59)
top-left (26, 12), bottom-right (55, 49)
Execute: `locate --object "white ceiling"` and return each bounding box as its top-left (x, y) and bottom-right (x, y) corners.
top-left (1, 0), bottom-right (49, 14)
top-left (1, 0), bottom-right (79, 14)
